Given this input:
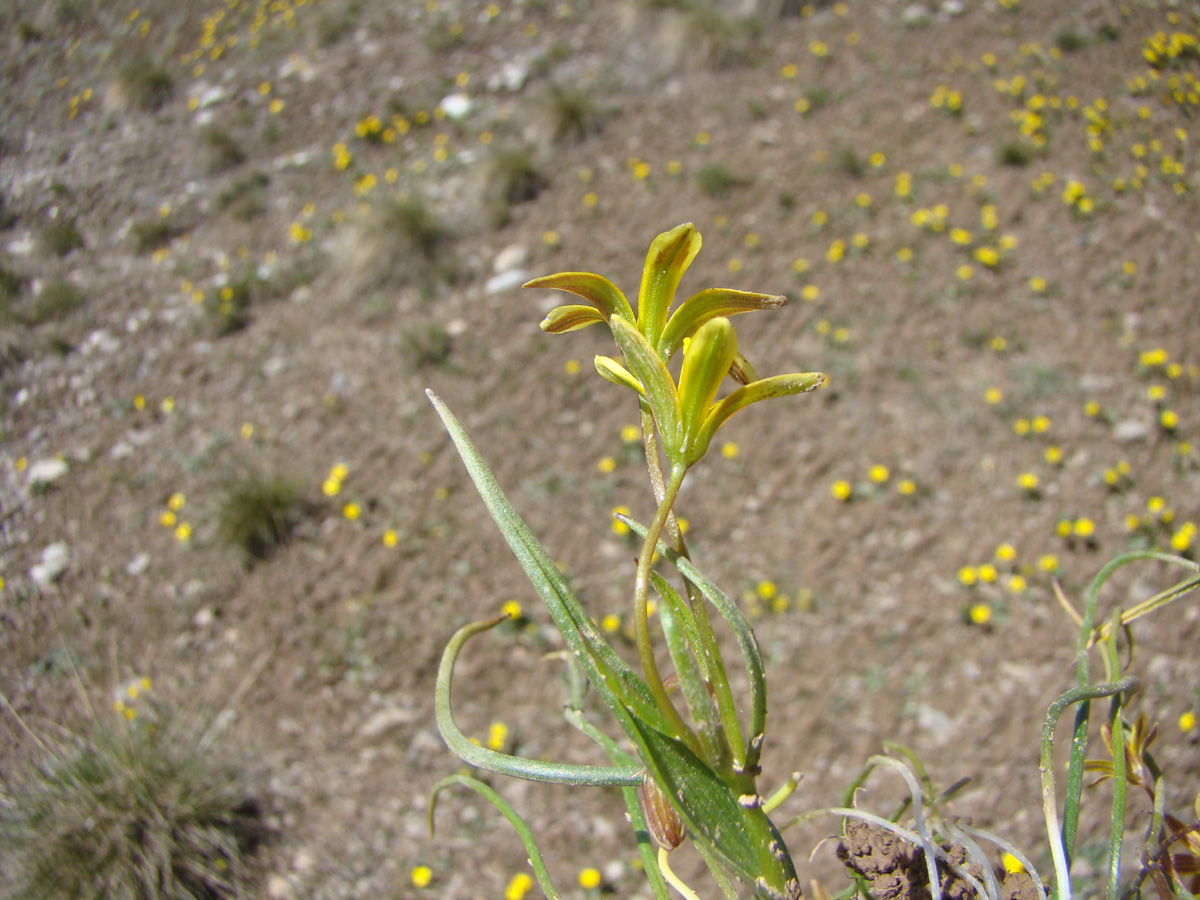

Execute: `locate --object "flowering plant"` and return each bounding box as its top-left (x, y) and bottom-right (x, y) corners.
top-left (428, 223), bottom-right (823, 899)
top-left (425, 224), bottom-right (1200, 900)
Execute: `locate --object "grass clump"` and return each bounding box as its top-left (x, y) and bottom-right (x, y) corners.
top-left (115, 58), bottom-right (174, 112)
top-left (695, 162), bottom-right (748, 198)
top-left (544, 83), bottom-right (603, 144)
top-left (999, 140), bottom-right (1033, 167)
top-left (215, 171), bottom-right (270, 222)
top-left (218, 473), bottom-right (301, 563)
top-left (402, 322), bottom-right (453, 369)
top-left (0, 258), bottom-right (24, 305)
top-left (486, 148), bottom-right (547, 225)
top-left (203, 279), bottom-right (252, 337)
top-left (131, 216), bottom-right (181, 254)
top-left (687, 6), bottom-right (764, 70)
top-left (375, 194), bottom-right (448, 260)
top-left (0, 713), bottom-right (264, 900)
top-left (18, 277), bottom-right (85, 326)
top-left (203, 127), bottom-right (246, 174)
top-left (1054, 30), bottom-right (1090, 53)
top-left (37, 218), bottom-right (84, 257)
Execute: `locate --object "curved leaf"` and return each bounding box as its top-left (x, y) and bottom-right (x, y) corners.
top-left (524, 271), bottom-right (635, 323)
top-left (430, 774), bottom-right (563, 900)
top-left (694, 371), bottom-right (825, 462)
top-left (435, 614), bottom-right (642, 786)
top-left (659, 289), bottom-right (787, 358)
top-left (540, 304), bottom-right (605, 333)
top-left (595, 355), bottom-right (645, 395)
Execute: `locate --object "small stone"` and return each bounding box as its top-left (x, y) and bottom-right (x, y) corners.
top-left (193, 607), bottom-right (215, 628)
top-left (126, 552), bottom-right (151, 576)
top-left (902, 4), bottom-right (930, 24)
top-left (27, 458), bottom-right (68, 490)
top-left (493, 244), bottom-right (529, 273)
top-left (1113, 419), bottom-right (1151, 442)
top-left (266, 875), bottom-right (293, 899)
top-left (30, 543), bottom-right (70, 589)
top-left (485, 269), bottom-right (527, 295)
top-left (439, 93), bottom-right (471, 120)
top-left (359, 706), bottom-right (416, 738)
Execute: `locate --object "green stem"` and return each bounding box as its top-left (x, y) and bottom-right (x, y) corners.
top-left (634, 464), bottom-right (695, 744)
top-left (429, 774), bottom-right (562, 900)
top-left (1040, 677), bottom-right (1139, 900)
top-left (1101, 614), bottom-right (1128, 900)
top-left (638, 406), bottom-right (743, 774)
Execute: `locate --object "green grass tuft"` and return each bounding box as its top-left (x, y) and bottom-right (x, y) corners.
top-left (999, 140), bottom-right (1033, 167)
top-left (376, 195), bottom-right (448, 260)
top-left (545, 84), bottom-right (603, 144)
top-left (203, 127), bottom-right (247, 174)
top-left (218, 473), bottom-right (301, 563)
top-left (403, 322), bottom-right (453, 369)
top-left (695, 163), bottom-right (748, 198)
top-left (18, 277), bottom-right (85, 326)
top-left (116, 58), bottom-right (174, 112)
top-left (37, 218), bottom-right (84, 257)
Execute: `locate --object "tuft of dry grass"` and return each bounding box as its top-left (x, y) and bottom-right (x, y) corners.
top-left (0, 712), bottom-right (265, 900)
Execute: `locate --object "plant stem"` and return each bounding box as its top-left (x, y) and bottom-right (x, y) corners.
top-left (634, 463), bottom-right (694, 744)
top-left (639, 406), bottom-right (741, 770)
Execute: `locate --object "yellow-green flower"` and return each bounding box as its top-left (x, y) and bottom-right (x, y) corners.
top-left (530, 223), bottom-right (824, 470)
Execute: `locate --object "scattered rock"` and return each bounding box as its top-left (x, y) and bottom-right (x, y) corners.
top-left (30, 542), bottom-right (70, 589)
top-left (1113, 418), bottom-right (1151, 442)
top-left (493, 243), bottom-right (529, 274)
top-left (266, 875), bottom-right (293, 899)
top-left (358, 705), bottom-right (417, 738)
top-left (126, 552), bottom-right (150, 576)
top-left (439, 93), bottom-right (472, 120)
top-left (485, 269), bottom-right (527, 295)
top-left (26, 457), bottom-right (68, 490)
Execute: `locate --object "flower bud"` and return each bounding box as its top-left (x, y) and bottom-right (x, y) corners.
top-left (639, 773), bottom-right (686, 850)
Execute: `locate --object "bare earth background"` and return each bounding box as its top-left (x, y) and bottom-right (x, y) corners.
top-left (2, 0), bottom-right (1199, 897)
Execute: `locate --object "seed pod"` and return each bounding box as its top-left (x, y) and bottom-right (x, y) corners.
top-left (639, 773), bottom-right (686, 850)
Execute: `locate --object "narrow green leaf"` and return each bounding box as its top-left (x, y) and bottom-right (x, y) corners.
top-left (540, 304), bottom-right (605, 333)
top-left (430, 774), bottom-right (563, 900)
top-left (659, 289), bottom-right (787, 358)
top-left (652, 571), bottom-right (730, 769)
top-left (620, 514), bottom-right (765, 774)
top-left (435, 614), bottom-right (642, 786)
top-left (609, 316), bottom-right (682, 457)
top-left (428, 391), bottom-right (674, 741)
top-left (524, 271), bottom-right (635, 323)
top-left (638, 223), bottom-right (701, 347)
top-left (650, 572), bottom-right (708, 681)
top-left (629, 717), bottom-right (801, 900)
